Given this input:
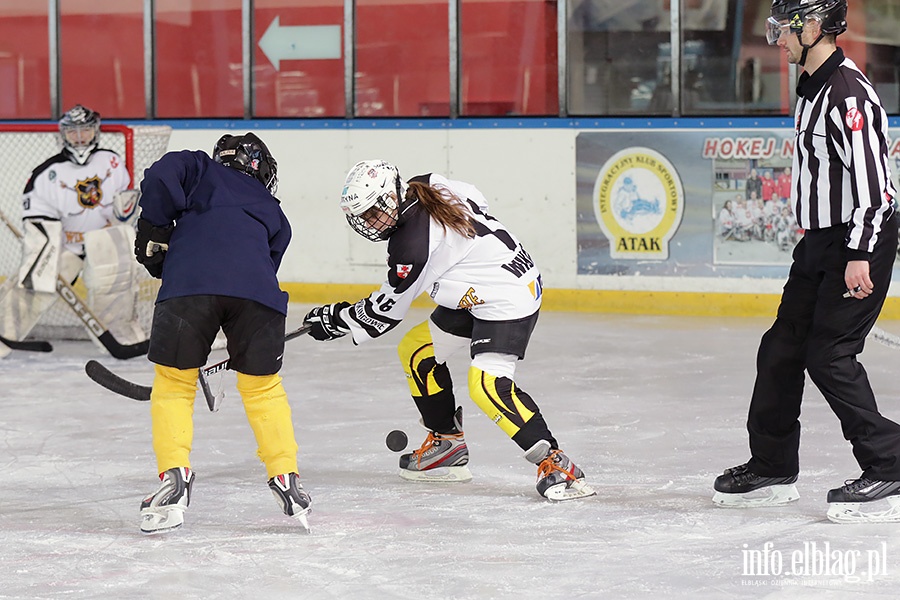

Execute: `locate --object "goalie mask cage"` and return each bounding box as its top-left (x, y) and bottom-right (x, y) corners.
top-left (0, 123), bottom-right (172, 341)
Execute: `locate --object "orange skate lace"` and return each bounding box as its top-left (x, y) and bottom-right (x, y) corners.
top-left (537, 450), bottom-right (575, 481)
top-left (412, 430), bottom-right (464, 468)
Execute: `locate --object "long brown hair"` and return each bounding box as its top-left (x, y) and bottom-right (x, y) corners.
top-left (406, 181), bottom-right (475, 238)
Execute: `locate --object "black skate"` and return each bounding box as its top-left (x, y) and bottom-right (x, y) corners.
top-left (140, 467), bottom-right (194, 534)
top-left (269, 472), bottom-right (312, 531)
top-left (826, 477), bottom-right (900, 523)
top-left (712, 463), bottom-right (799, 507)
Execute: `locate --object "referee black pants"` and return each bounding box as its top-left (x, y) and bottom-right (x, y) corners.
top-left (746, 216), bottom-right (900, 480)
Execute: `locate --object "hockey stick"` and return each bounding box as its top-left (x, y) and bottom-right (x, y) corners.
top-left (0, 333), bottom-right (53, 352)
top-left (0, 209), bottom-right (148, 360)
top-left (197, 322), bottom-right (312, 412)
top-left (870, 326), bottom-right (900, 350)
top-left (84, 322), bottom-right (313, 407)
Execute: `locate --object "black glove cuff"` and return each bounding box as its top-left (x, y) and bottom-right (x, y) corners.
top-left (330, 301), bottom-right (351, 330)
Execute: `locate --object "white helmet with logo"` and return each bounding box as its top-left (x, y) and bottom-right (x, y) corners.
top-left (340, 160), bottom-right (409, 241)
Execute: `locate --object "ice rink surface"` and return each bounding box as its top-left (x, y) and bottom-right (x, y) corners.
top-left (3, 307), bottom-right (900, 599)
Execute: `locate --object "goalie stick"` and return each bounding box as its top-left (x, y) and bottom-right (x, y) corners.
top-left (0, 209), bottom-right (148, 360)
top-left (84, 322), bottom-right (313, 409)
top-left (0, 334), bottom-right (53, 352)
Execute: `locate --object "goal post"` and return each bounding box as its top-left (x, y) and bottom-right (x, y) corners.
top-left (0, 123), bottom-right (172, 340)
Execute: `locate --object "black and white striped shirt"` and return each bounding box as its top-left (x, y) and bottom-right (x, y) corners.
top-left (792, 48), bottom-right (896, 257)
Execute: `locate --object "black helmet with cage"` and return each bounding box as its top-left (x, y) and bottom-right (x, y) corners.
top-left (59, 104), bottom-right (101, 165)
top-left (212, 132), bottom-right (279, 195)
top-left (767, 0), bottom-right (847, 61)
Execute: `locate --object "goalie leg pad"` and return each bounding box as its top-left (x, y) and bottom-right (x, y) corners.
top-left (151, 365), bottom-right (198, 473)
top-left (18, 219), bottom-right (62, 293)
top-left (83, 225), bottom-right (146, 345)
top-left (0, 274), bottom-right (59, 341)
top-left (236, 372), bottom-right (299, 479)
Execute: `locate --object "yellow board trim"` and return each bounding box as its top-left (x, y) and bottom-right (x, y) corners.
top-left (281, 283), bottom-right (900, 319)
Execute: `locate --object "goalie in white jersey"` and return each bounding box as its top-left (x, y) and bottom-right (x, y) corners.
top-left (0, 104), bottom-right (145, 349)
top-left (303, 160), bottom-right (594, 501)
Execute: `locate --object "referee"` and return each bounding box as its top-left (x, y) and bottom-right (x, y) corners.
top-left (713, 0), bottom-right (900, 523)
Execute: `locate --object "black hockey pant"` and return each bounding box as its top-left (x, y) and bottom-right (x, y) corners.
top-left (746, 217), bottom-right (900, 480)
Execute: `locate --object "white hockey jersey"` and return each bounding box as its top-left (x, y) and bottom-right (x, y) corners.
top-left (341, 173), bottom-right (542, 345)
top-left (22, 149), bottom-right (130, 256)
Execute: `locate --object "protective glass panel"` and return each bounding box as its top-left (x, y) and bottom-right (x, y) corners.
top-left (60, 1), bottom-right (144, 118)
top-left (0, 2), bottom-right (50, 118)
top-left (566, 0), bottom-right (672, 115)
top-left (460, 0), bottom-right (558, 116)
top-left (155, 0), bottom-right (243, 118)
top-left (356, 0), bottom-right (450, 117)
top-left (253, 0), bottom-right (345, 118)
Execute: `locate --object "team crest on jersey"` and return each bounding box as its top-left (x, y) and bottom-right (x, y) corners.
top-left (75, 176), bottom-right (103, 208)
top-left (592, 147), bottom-right (684, 259)
top-left (396, 264), bottom-right (412, 279)
top-left (457, 287), bottom-right (484, 309)
top-left (845, 107), bottom-right (864, 132)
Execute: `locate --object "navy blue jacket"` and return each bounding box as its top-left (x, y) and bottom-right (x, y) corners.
top-left (139, 149), bottom-right (291, 315)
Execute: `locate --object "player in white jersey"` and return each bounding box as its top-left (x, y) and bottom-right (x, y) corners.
top-left (0, 104), bottom-right (145, 348)
top-left (303, 160), bottom-right (594, 501)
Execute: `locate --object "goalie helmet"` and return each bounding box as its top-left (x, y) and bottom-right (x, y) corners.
top-left (767, 0), bottom-right (847, 45)
top-left (340, 160), bottom-right (409, 242)
top-left (59, 104), bottom-right (100, 165)
top-left (213, 132), bottom-right (278, 195)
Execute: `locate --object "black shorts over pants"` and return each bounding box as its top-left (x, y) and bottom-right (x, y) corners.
top-left (148, 295), bottom-right (286, 376)
top-left (430, 305), bottom-right (539, 359)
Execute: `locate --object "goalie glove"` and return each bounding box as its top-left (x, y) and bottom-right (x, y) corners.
top-left (134, 217), bottom-right (174, 279)
top-left (112, 190), bottom-right (141, 223)
top-left (304, 302), bottom-right (351, 341)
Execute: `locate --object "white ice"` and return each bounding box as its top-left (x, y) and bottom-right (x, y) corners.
top-left (3, 308), bottom-right (900, 599)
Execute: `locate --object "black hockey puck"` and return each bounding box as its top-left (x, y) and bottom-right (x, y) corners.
top-left (385, 430), bottom-right (408, 452)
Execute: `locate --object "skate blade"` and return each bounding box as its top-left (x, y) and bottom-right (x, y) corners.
top-left (712, 484), bottom-right (799, 508)
top-left (543, 479), bottom-right (596, 502)
top-left (291, 509), bottom-right (311, 533)
top-left (399, 465), bottom-right (473, 483)
top-left (827, 496), bottom-right (900, 524)
top-left (140, 507), bottom-right (185, 534)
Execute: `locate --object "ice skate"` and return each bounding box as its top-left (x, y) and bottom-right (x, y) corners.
top-left (399, 406), bottom-right (472, 482)
top-left (526, 440), bottom-right (595, 501)
top-left (712, 463), bottom-right (799, 507)
top-left (140, 467), bottom-right (193, 534)
top-left (268, 473), bottom-right (312, 532)
top-left (826, 477), bottom-right (900, 523)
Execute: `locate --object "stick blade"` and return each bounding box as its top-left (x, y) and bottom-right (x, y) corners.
top-left (0, 334), bottom-right (53, 352)
top-left (85, 359), bottom-right (152, 401)
top-left (97, 332), bottom-right (150, 360)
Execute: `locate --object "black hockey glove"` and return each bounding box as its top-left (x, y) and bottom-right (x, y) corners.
top-left (134, 218), bottom-right (174, 279)
top-left (304, 302), bottom-right (351, 341)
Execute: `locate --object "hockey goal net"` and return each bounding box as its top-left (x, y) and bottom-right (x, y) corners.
top-left (0, 124), bottom-right (172, 340)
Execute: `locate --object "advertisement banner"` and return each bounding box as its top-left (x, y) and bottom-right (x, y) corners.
top-left (577, 129), bottom-right (900, 279)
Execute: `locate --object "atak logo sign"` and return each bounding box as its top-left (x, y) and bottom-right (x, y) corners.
top-left (592, 147), bottom-right (684, 259)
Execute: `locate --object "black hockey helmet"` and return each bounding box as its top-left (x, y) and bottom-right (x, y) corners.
top-left (59, 104), bottom-right (101, 165)
top-left (768, 0), bottom-right (847, 44)
top-left (213, 132), bottom-right (278, 195)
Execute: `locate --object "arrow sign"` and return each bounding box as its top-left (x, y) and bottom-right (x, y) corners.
top-left (258, 16), bottom-right (341, 71)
